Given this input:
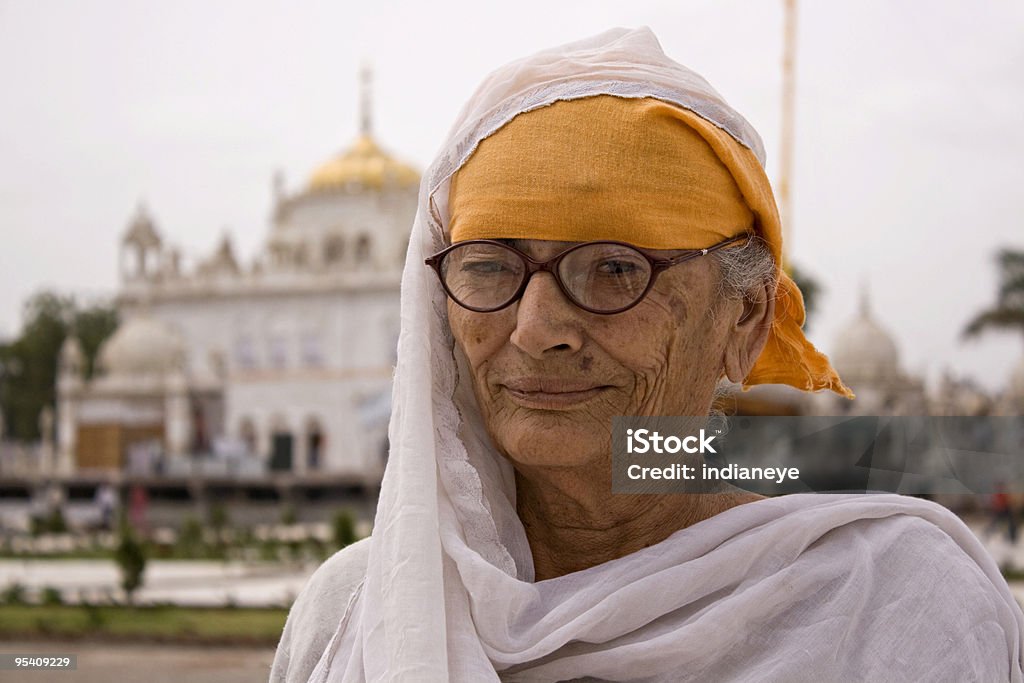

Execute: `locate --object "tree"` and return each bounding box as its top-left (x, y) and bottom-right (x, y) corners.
top-left (114, 521), bottom-right (147, 604)
top-left (0, 291), bottom-right (118, 441)
top-left (788, 263), bottom-right (821, 332)
top-left (963, 248), bottom-right (1024, 339)
top-left (0, 292), bottom-right (72, 441)
top-left (74, 303), bottom-right (119, 379)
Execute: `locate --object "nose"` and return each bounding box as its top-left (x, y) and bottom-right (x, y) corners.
top-left (509, 272), bottom-right (585, 359)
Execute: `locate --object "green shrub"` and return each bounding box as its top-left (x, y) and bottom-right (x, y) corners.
top-left (259, 539), bottom-right (280, 562)
top-left (40, 585), bottom-right (63, 605)
top-left (208, 503), bottom-right (229, 532)
top-left (84, 603), bottom-right (106, 627)
top-left (2, 582), bottom-right (25, 605)
top-left (177, 516), bottom-right (204, 557)
top-left (29, 508), bottom-right (68, 537)
top-left (45, 508), bottom-right (68, 534)
top-left (331, 509), bottom-right (358, 549)
top-left (280, 505), bottom-right (297, 526)
top-left (308, 538), bottom-right (328, 561)
top-left (114, 526), bottom-right (146, 603)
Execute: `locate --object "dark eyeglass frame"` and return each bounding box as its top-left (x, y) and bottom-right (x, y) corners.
top-left (424, 233), bottom-right (751, 315)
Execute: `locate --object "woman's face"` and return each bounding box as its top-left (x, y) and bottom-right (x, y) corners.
top-left (448, 238), bottom-right (754, 470)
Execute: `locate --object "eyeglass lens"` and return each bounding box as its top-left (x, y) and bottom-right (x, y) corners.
top-left (439, 242), bottom-right (654, 312)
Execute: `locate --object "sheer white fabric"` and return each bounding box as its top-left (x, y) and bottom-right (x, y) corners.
top-left (307, 27), bottom-right (1024, 682)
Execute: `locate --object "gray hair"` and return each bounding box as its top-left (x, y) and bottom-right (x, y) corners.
top-left (707, 235), bottom-right (777, 423)
top-left (712, 234), bottom-right (776, 302)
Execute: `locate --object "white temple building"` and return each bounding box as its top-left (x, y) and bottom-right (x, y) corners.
top-left (732, 285), bottom-right (1024, 418)
top-left (810, 288), bottom-right (929, 416)
top-left (56, 71), bottom-right (418, 482)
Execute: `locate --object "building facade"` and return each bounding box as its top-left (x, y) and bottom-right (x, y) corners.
top-left (57, 79), bottom-right (418, 483)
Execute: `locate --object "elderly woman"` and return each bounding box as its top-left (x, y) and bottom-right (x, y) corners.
top-left (272, 28), bottom-right (1023, 682)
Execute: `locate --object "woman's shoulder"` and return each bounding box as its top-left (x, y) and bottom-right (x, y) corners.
top-left (270, 538), bottom-right (371, 683)
top-left (783, 494), bottom-right (1011, 605)
top-left (787, 494), bottom-right (1024, 679)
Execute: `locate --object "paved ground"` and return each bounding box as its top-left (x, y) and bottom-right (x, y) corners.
top-left (0, 640), bottom-right (274, 683)
top-left (0, 558), bottom-right (319, 607)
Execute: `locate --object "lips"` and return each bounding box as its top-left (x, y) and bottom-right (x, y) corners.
top-left (504, 378), bottom-right (604, 394)
top-left (501, 377), bottom-right (612, 409)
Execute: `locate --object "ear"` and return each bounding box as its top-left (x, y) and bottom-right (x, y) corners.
top-left (722, 279), bottom-right (777, 383)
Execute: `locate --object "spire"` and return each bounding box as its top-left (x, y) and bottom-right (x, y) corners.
top-left (272, 168), bottom-right (285, 201)
top-left (123, 200), bottom-right (161, 248)
top-left (778, 0), bottom-right (798, 260)
top-left (859, 279), bottom-right (871, 318)
top-left (359, 62), bottom-right (373, 137)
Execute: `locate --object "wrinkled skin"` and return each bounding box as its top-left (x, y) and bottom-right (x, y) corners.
top-left (448, 238), bottom-right (776, 579)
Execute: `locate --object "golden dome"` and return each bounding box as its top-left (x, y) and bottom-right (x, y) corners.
top-left (307, 134), bottom-right (420, 192)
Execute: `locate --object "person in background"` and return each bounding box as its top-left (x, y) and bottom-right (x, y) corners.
top-left (989, 481), bottom-right (1019, 544)
top-left (94, 482), bottom-right (118, 531)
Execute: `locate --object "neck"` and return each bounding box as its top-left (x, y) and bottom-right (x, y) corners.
top-left (515, 467), bottom-right (761, 581)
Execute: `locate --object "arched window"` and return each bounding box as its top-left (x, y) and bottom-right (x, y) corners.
top-left (325, 236), bottom-right (345, 265)
top-left (305, 417), bottom-right (325, 471)
top-left (191, 400), bottom-right (209, 453)
top-left (238, 417), bottom-right (257, 456)
top-left (269, 414), bottom-right (293, 472)
top-left (355, 234), bottom-right (371, 262)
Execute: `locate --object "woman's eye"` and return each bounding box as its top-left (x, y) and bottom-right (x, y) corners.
top-left (596, 259), bottom-right (641, 275)
top-left (461, 260), bottom-right (510, 274)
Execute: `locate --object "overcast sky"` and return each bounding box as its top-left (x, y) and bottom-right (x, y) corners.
top-left (1, 0), bottom-right (1022, 392)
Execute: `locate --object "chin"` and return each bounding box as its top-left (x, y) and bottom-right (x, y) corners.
top-left (494, 418), bottom-right (609, 470)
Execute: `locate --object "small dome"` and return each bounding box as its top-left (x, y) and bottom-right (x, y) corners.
top-left (97, 315), bottom-right (185, 377)
top-left (60, 336), bottom-right (84, 364)
top-left (59, 336), bottom-right (85, 377)
top-left (307, 134), bottom-right (419, 192)
top-left (831, 289), bottom-right (900, 385)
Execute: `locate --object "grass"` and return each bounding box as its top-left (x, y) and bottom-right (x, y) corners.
top-left (1003, 567), bottom-right (1024, 582)
top-left (0, 604), bottom-right (288, 645)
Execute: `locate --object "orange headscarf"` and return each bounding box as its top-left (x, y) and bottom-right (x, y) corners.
top-left (448, 95), bottom-right (852, 398)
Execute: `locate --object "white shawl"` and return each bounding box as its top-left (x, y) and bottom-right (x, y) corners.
top-left (307, 27), bottom-right (1024, 682)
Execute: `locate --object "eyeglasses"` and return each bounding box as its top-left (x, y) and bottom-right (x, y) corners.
top-left (424, 234), bottom-right (749, 315)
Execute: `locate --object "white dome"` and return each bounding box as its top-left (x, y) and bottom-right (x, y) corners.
top-left (57, 336), bottom-right (86, 383)
top-left (97, 315), bottom-right (185, 377)
top-left (59, 336), bottom-right (84, 367)
top-left (831, 290), bottom-right (900, 385)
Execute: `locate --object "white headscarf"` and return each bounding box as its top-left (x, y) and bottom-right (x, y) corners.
top-left (310, 27), bottom-right (1024, 682)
